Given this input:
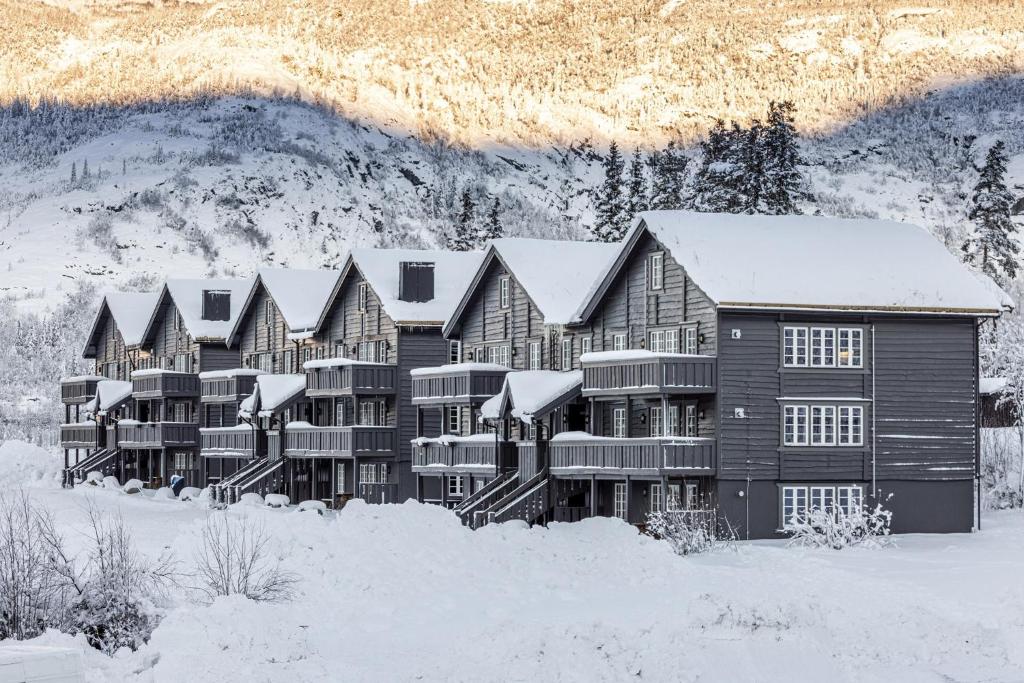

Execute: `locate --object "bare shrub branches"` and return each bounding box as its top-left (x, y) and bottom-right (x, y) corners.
top-left (194, 514), bottom-right (297, 603)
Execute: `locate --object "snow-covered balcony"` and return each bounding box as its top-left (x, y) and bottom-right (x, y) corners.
top-left (200, 425), bottom-right (256, 458)
top-left (303, 358), bottom-right (397, 397)
top-left (60, 375), bottom-right (103, 405)
top-left (60, 422), bottom-right (104, 449)
top-left (580, 351), bottom-right (716, 397)
top-left (548, 433), bottom-right (717, 476)
top-left (117, 420), bottom-right (199, 448)
top-left (283, 423), bottom-right (396, 458)
top-left (410, 363), bottom-right (510, 407)
top-left (411, 434), bottom-right (516, 475)
top-left (199, 369), bottom-right (264, 403)
top-left (131, 369), bottom-right (201, 399)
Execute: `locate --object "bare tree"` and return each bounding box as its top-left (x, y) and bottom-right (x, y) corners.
top-left (194, 514), bottom-right (297, 603)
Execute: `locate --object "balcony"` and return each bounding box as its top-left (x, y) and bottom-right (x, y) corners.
top-left (305, 363), bottom-right (397, 397)
top-left (411, 436), bottom-right (517, 474)
top-left (581, 352), bottom-right (716, 397)
top-left (549, 435), bottom-right (716, 475)
top-left (200, 371), bottom-right (262, 403)
top-left (132, 371), bottom-right (200, 399)
top-left (60, 376), bottom-right (102, 405)
top-left (117, 421), bottom-right (199, 448)
top-left (283, 425), bottom-right (396, 458)
top-left (200, 426), bottom-right (255, 458)
top-left (411, 364), bottom-right (510, 406)
top-left (60, 422), bottom-right (103, 449)
top-left (359, 482), bottom-right (400, 505)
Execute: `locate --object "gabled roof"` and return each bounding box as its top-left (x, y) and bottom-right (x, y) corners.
top-left (317, 248), bottom-right (483, 329)
top-left (142, 278), bottom-right (255, 346)
top-left (577, 211), bottom-right (1013, 320)
top-left (82, 291), bottom-right (161, 357)
top-left (228, 268), bottom-right (340, 344)
top-left (444, 238), bottom-right (619, 335)
top-left (480, 370), bottom-right (583, 423)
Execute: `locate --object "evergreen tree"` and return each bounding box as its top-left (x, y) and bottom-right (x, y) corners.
top-left (760, 100), bottom-right (804, 214)
top-left (626, 149), bottom-right (648, 218)
top-left (447, 188), bottom-right (477, 251)
top-left (736, 121), bottom-right (766, 214)
top-left (70, 162), bottom-right (76, 186)
top-left (650, 141), bottom-right (689, 210)
top-left (593, 140), bottom-right (627, 242)
top-left (82, 159), bottom-right (90, 180)
top-left (690, 120), bottom-right (745, 212)
top-left (481, 196), bottom-right (504, 242)
top-left (963, 141), bottom-right (1019, 283)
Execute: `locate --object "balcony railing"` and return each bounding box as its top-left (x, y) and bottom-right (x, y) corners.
top-left (411, 365), bottom-right (509, 406)
top-left (283, 425), bottom-right (396, 458)
top-left (582, 355), bottom-right (716, 396)
top-left (60, 376), bottom-right (102, 405)
top-left (200, 426), bottom-right (255, 458)
top-left (60, 423), bottom-right (103, 449)
top-left (549, 436), bottom-right (716, 475)
top-left (200, 374), bottom-right (260, 403)
top-left (117, 422), bottom-right (199, 448)
top-left (411, 438), bottom-right (516, 473)
top-left (132, 372), bottom-right (201, 399)
top-left (359, 482), bottom-right (399, 505)
top-left (305, 364), bottom-right (397, 397)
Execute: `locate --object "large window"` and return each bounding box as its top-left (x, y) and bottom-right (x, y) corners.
top-left (781, 484), bottom-right (864, 527)
top-left (648, 328), bottom-right (679, 354)
top-left (649, 252), bottom-right (664, 291)
top-left (613, 408), bottom-right (627, 438)
top-left (783, 326), bottom-right (863, 368)
top-left (786, 404), bottom-right (863, 447)
top-left (667, 405), bottom-right (680, 437)
top-left (487, 344), bottom-right (511, 367)
top-left (499, 277), bottom-right (510, 309)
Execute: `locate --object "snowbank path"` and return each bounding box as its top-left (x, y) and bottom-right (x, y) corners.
top-left (15, 482), bottom-right (1024, 682)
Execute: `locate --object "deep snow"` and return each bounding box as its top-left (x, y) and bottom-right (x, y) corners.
top-left (4, 440), bottom-right (1024, 682)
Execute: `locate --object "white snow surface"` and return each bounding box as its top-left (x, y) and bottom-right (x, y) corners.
top-left (488, 238), bottom-right (620, 325)
top-left (95, 291), bottom-right (161, 348)
top-left (482, 370), bottom-right (582, 421)
top-left (83, 380), bottom-right (132, 414)
top-left (258, 268), bottom-right (341, 332)
top-left (409, 362), bottom-right (510, 377)
top-left (348, 248), bottom-right (484, 325)
top-left (163, 278), bottom-right (255, 341)
top-left (245, 374), bottom-right (306, 415)
top-left (632, 211), bottom-right (1013, 313)
top-left (980, 377), bottom-right (1008, 396)
top-left (302, 357), bottom-right (377, 370)
top-left (196, 368), bottom-right (266, 380)
top-left (580, 350), bottom-right (711, 363)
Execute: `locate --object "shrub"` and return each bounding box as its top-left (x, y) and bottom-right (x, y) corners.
top-left (194, 514), bottom-right (297, 603)
top-left (786, 505), bottom-right (893, 550)
top-left (645, 508), bottom-right (735, 556)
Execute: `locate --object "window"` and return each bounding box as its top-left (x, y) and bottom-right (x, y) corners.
top-left (281, 349), bottom-right (294, 373)
top-left (837, 486), bottom-right (863, 516)
top-left (685, 482), bottom-right (699, 509)
top-left (782, 484), bottom-right (865, 527)
top-left (650, 483), bottom-right (664, 513)
top-left (650, 252), bottom-right (664, 290)
top-left (360, 463), bottom-right (377, 484)
top-left (838, 406), bottom-right (864, 446)
top-left (810, 486), bottom-right (834, 514)
top-left (173, 312), bottom-right (181, 331)
top-left (648, 329), bottom-right (665, 353)
top-left (447, 406), bottom-right (461, 434)
top-left (303, 347), bottom-right (313, 364)
top-left (613, 408), bottom-right (626, 438)
top-left (783, 327), bottom-right (808, 367)
top-left (561, 338), bottom-right (572, 370)
top-left (499, 277), bottom-right (510, 309)
top-left (528, 341), bottom-right (542, 370)
top-left (335, 401), bottom-right (346, 427)
top-left (666, 405), bottom-right (680, 437)
top-left (838, 328), bottom-right (863, 367)
top-left (173, 451), bottom-right (193, 470)
top-left (810, 406), bottom-right (836, 446)
top-left (360, 400), bottom-right (385, 426)
top-left (378, 340), bottom-right (387, 364)
top-left (264, 300), bottom-right (274, 335)
top-left (488, 346), bottom-right (499, 364)
top-left (378, 463), bottom-right (391, 483)
top-left (784, 326), bottom-right (862, 368)
top-left (650, 407), bottom-right (663, 437)
top-left (449, 340), bottom-right (462, 364)
top-left (613, 483), bottom-right (627, 519)
top-left (783, 405), bottom-right (809, 446)
top-left (665, 329), bottom-right (679, 354)
top-left (500, 345), bottom-right (510, 367)
top-left (474, 347), bottom-right (484, 363)
top-left (334, 341), bottom-right (346, 358)
top-left (613, 334), bottom-right (627, 351)
top-left (581, 337), bottom-right (592, 356)
top-left (448, 475), bottom-right (464, 498)
top-left (335, 463), bottom-right (346, 494)
top-left (358, 283), bottom-right (368, 312)
top-left (811, 327), bottom-right (836, 367)
top-left (173, 402), bottom-right (187, 423)
top-left (684, 404), bottom-right (696, 437)
top-left (782, 486), bottom-right (808, 527)
top-left (174, 353), bottom-right (191, 373)
top-left (527, 422), bottom-right (537, 440)
top-left (667, 484), bottom-right (683, 511)
top-left (684, 327), bottom-right (698, 355)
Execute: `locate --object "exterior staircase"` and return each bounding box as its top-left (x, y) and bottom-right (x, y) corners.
top-left (466, 469), bottom-right (551, 529)
top-left (213, 457), bottom-right (286, 504)
top-left (64, 447), bottom-right (118, 487)
top-left (453, 471), bottom-right (518, 528)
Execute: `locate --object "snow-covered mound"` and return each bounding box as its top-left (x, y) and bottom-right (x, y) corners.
top-left (0, 441), bottom-right (63, 489)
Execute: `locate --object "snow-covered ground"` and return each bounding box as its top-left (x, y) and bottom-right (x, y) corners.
top-left (3, 440), bottom-right (1024, 682)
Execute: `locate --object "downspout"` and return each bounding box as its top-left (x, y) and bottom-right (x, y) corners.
top-left (871, 324), bottom-right (876, 501)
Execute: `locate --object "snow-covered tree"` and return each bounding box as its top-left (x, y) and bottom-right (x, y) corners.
top-left (480, 196), bottom-right (504, 242)
top-left (689, 120), bottom-right (745, 212)
top-left (626, 149), bottom-right (648, 218)
top-left (981, 315), bottom-right (1024, 503)
top-left (760, 100), bottom-right (804, 215)
top-left (963, 141), bottom-right (1019, 283)
top-left (447, 188), bottom-right (477, 251)
top-left (592, 140), bottom-right (627, 242)
top-left (649, 141), bottom-right (688, 211)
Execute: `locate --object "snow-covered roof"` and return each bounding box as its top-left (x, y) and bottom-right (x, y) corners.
top-left (197, 368), bottom-right (266, 380)
top-left (481, 370), bottom-right (583, 423)
top-left (259, 268), bottom-right (341, 332)
top-left (341, 248), bottom-right (484, 326)
top-left (83, 380), bottom-right (133, 415)
top-left (160, 278), bottom-right (255, 342)
top-left (303, 357), bottom-right (380, 370)
top-left (603, 211), bottom-right (1012, 315)
top-left (409, 362), bottom-right (511, 377)
top-left (239, 374), bottom-right (307, 418)
top-left (980, 377), bottom-right (1008, 396)
top-left (580, 350), bottom-right (712, 363)
top-left (83, 291), bottom-right (161, 357)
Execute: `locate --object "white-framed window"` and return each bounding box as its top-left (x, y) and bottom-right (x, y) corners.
top-left (649, 252), bottom-right (664, 291)
top-left (303, 347), bottom-right (313, 364)
top-left (173, 311), bottom-right (181, 331)
top-left (561, 338), bottom-right (572, 370)
top-left (648, 329), bottom-right (666, 353)
top-left (281, 349), bottom-right (294, 373)
top-left (782, 486), bottom-right (808, 527)
top-left (783, 405), bottom-right (809, 446)
top-left (335, 401), bottom-right (346, 427)
top-left (665, 329), bottom-right (679, 354)
top-left (810, 486), bottom-right (835, 514)
top-left (666, 484), bottom-right (683, 511)
top-left (783, 326), bottom-right (808, 367)
top-left (685, 482), bottom-right (698, 509)
top-left (838, 406), bottom-right (864, 446)
top-left (811, 327), bottom-right (836, 367)
top-left (474, 347), bottom-right (484, 363)
top-left (684, 327), bottom-right (698, 355)
top-left (378, 463), bottom-right (391, 483)
top-left (448, 340), bottom-right (462, 364)
top-left (810, 406), bottom-right (836, 446)
top-left (359, 463), bottom-right (377, 484)
top-left (335, 463), bottom-right (346, 494)
top-left (650, 407), bottom-right (663, 437)
top-left (667, 405), bottom-right (680, 437)
top-left (264, 300), bottom-right (274, 326)
top-left (488, 345), bottom-right (499, 364)
top-left (448, 475), bottom-right (464, 498)
top-left (650, 483), bottom-right (664, 513)
top-left (837, 485), bottom-right (863, 516)
top-left (501, 345), bottom-right (510, 367)
top-left (782, 484), bottom-right (865, 527)
top-left (684, 404), bottom-right (697, 437)
top-left (499, 277), bottom-right (510, 309)
top-left (613, 482), bottom-right (627, 519)
top-left (838, 328), bottom-right (863, 368)
top-left (528, 341), bottom-right (542, 370)
top-left (359, 400), bottom-right (385, 426)
top-left (581, 337), bottom-right (592, 356)
top-left (378, 340), bottom-right (388, 364)
top-left (334, 341), bottom-right (346, 358)
top-left (174, 353), bottom-right (192, 373)
top-left (612, 408), bottom-right (626, 438)
top-left (612, 333), bottom-right (627, 351)
top-left (527, 422), bottom-right (537, 440)
top-left (358, 283), bottom-right (368, 312)
top-left (447, 406), bottom-right (461, 434)
top-left (173, 451), bottom-right (192, 470)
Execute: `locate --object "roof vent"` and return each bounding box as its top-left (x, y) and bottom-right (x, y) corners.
top-left (399, 262), bottom-right (435, 303)
top-left (201, 290), bottom-right (231, 321)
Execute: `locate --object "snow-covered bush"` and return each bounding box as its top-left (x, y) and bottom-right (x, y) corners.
top-left (645, 509), bottom-right (735, 556)
top-left (264, 494), bottom-right (289, 509)
top-left (122, 479), bottom-right (145, 495)
top-left (194, 514), bottom-right (297, 603)
top-left (786, 505), bottom-right (893, 550)
top-left (238, 492), bottom-right (264, 506)
top-left (298, 500), bottom-right (327, 515)
top-left (178, 487), bottom-right (202, 502)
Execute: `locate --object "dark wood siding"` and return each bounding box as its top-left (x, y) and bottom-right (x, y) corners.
top-left (322, 270), bottom-right (399, 362)
top-left (198, 343), bottom-right (241, 373)
top-left (396, 328), bottom-right (448, 500)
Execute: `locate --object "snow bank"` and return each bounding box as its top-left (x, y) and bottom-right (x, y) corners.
top-left (0, 441), bottom-right (63, 489)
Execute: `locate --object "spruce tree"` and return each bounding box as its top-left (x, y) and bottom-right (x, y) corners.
top-left (964, 141), bottom-right (1019, 282)
top-left (737, 121), bottom-right (766, 214)
top-left (70, 161), bottom-right (77, 186)
top-left (447, 189), bottom-right (476, 251)
top-left (626, 149), bottom-right (648, 218)
top-left (690, 120), bottom-right (745, 213)
top-left (593, 140), bottom-right (627, 242)
top-left (481, 196), bottom-right (504, 242)
top-left (82, 159), bottom-right (90, 180)
top-left (760, 100), bottom-right (804, 214)
top-left (650, 141), bottom-right (689, 210)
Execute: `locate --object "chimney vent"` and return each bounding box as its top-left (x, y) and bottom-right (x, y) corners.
top-left (399, 262), bottom-right (435, 303)
top-left (202, 290), bottom-right (231, 321)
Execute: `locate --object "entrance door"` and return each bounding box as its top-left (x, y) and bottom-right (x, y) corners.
top-left (565, 403), bottom-right (587, 432)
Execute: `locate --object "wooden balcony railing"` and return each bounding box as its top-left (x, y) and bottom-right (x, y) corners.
top-left (411, 438), bottom-right (516, 473)
top-left (305, 364), bottom-right (397, 397)
top-left (582, 355), bottom-right (716, 396)
top-left (200, 374), bottom-right (260, 403)
top-left (117, 422), bottom-right (199, 448)
top-left (549, 436), bottom-right (716, 474)
top-left (411, 366), bottom-right (509, 406)
top-left (60, 423), bottom-right (103, 449)
top-left (132, 372), bottom-right (200, 399)
top-left (60, 376), bottom-right (102, 405)
top-left (283, 425), bottom-right (396, 458)
top-left (200, 426), bottom-right (255, 457)
top-left (359, 482), bottom-right (399, 505)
